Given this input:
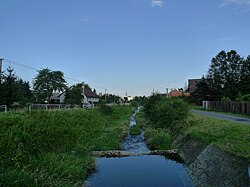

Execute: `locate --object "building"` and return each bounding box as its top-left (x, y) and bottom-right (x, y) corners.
top-left (168, 89), bottom-right (182, 98)
top-left (124, 91), bottom-right (133, 102)
top-left (188, 79), bottom-right (202, 93)
top-left (82, 86), bottom-right (99, 106)
top-left (50, 92), bottom-right (66, 103)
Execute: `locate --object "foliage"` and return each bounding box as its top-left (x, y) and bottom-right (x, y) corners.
top-left (130, 101), bottom-right (138, 107)
top-left (129, 125), bottom-right (141, 135)
top-left (33, 68), bottom-right (67, 103)
top-left (144, 128), bottom-right (172, 150)
top-left (191, 76), bottom-right (211, 104)
top-left (144, 96), bottom-right (189, 130)
top-left (135, 110), bottom-right (146, 128)
top-left (99, 104), bottom-right (114, 115)
top-left (239, 56), bottom-right (250, 95)
top-left (99, 94), bottom-right (122, 104)
top-left (242, 94), bottom-right (250, 101)
top-left (144, 94), bottom-right (162, 120)
top-left (133, 96), bottom-right (148, 106)
top-left (0, 66), bottom-right (33, 107)
top-left (64, 83), bottom-right (84, 105)
top-left (0, 106), bottom-right (132, 186)
top-left (221, 96), bottom-right (231, 102)
top-left (194, 50), bottom-right (250, 102)
top-left (235, 92), bottom-right (243, 101)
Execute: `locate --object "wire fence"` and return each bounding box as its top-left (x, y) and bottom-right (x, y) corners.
top-left (28, 104), bottom-right (73, 111)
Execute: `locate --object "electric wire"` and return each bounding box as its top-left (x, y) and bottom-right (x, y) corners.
top-left (2, 58), bottom-right (108, 91)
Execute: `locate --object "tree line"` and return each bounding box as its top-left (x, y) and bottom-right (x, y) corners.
top-left (0, 66), bottom-right (119, 109)
top-left (192, 50), bottom-right (250, 104)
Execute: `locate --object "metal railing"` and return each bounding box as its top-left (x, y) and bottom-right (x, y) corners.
top-left (28, 104), bottom-right (71, 111)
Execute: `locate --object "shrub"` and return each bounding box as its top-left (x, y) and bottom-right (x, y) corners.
top-left (130, 101), bottom-right (138, 107)
top-left (151, 98), bottom-right (189, 130)
top-left (243, 94), bottom-right (250, 101)
top-left (129, 125), bottom-right (141, 135)
top-left (221, 96), bottom-right (231, 102)
top-left (145, 128), bottom-right (172, 150)
top-left (99, 104), bottom-right (113, 115)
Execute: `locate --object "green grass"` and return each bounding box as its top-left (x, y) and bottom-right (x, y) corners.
top-left (139, 106), bottom-right (250, 159)
top-left (136, 108), bottom-right (172, 150)
top-left (135, 111), bottom-right (146, 128)
top-left (144, 128), bottom-right (172, 150)
top-left (129, 125), bottom-right (141, 135)
top-left (185, 114), bottom-right (250, 160)
top-left (0, 105), bottom-right (132, 186)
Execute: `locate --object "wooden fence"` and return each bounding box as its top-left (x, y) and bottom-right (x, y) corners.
top-left (202, 101), bottom-right (250, 115)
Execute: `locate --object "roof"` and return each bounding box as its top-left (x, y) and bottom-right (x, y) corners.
top-left (168, 89), bottom-right (182, 97)
top-left (84, 88), bottom-right (99, 98)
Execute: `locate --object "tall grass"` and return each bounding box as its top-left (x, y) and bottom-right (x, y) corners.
top-left (185, 114), bottom-right (250, 160)
top-left (0, 105), bottom-right (132, 186)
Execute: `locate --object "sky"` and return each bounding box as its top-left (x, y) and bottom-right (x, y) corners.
top-left (1, 0), bottom-right (250, 96)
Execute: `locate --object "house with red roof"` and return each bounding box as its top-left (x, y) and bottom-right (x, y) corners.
top-left (167, 89), bottom-right (182, 98)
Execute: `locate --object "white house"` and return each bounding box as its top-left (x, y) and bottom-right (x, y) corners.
top-left (82, 86), bottom-right (99, 106)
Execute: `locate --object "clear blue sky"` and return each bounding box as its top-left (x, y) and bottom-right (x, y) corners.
top-left (1, 0), bottom-right (250, 96)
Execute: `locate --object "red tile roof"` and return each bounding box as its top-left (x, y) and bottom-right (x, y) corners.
top-left (168, 89), bottom-right (182, 97)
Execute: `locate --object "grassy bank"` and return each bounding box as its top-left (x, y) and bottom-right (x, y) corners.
top-left (0, 106), bottom-right (132, 187)
top-left (139, 106), bottom-right (250, 161)
top-left (136, 109), bottom-right (172, 150)
top-left (185, 114), bottom-right (250, 160)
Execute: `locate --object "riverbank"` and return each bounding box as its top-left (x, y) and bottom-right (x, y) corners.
top-left (138, 108), bottom-right (250, 186)
top-left (137, 108), bottom-right (250, 161)
top-left (0, 106), bottom-right (133, 186)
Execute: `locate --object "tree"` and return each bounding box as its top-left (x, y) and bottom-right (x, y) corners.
top-left (0, 66), bottom-right (33, 107)
top-left (239, 56), bottom-right (250, 95)
top-left (191, 76), bottom-right (211, 104)
top-left (33, 68), bottom-right (67, 103)
top-left (64, 83), bottom-right (84, 105)
top-left (3, 67), bottom-right (17, 107)
top-left (206, 50), bottom-right (243, 100)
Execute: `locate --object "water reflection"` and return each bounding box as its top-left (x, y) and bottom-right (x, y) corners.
top-left (86, 155), bottom-right (193, 187)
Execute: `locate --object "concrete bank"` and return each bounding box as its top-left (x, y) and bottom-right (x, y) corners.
top-left (174, 136), bottom-right (250, 187)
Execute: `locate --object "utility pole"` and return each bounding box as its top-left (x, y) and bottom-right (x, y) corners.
top-left (166, 88), bottom-right (169, 97)
top-left (0, 58), bottom-right (3, 73)
top-left (0, 58), bottom-right (3, 83)
top-left (105, 89), bottom-right (107, 102)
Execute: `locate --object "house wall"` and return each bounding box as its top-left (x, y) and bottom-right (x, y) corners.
top-left (87, 98), bottom-right (99, 103)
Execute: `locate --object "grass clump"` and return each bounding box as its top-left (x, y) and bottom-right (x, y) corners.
top-left (144, 128), bottom-right (172, 150)
top-left (129, 125), bottom-right (141, 135)
top-left (135, 110), bottom-right (146, 128)
top-left (0, 105), bottom-right (132, 186)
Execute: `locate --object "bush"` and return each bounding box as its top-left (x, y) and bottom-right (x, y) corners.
top-left (130, 101), bottom-right (138, 107)
top-left (145, 97), bottom-right (189, 130)
top-left (243, 94), bottom-right (250, 101)
top-left (145, 128), bottom-right (172, 150)
top-left (129, 125), bottom-right (141, 135)
top-left (221, 96), bottom-right (231, 102)
top-left (99, 104), bottom-right (113, 115)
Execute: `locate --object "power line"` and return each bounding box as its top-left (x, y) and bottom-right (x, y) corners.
top-left (2, 58), bottom-right (107, 91)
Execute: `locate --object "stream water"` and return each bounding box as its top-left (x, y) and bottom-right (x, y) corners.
top-left (85, 108), bottom-right (194, 187)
